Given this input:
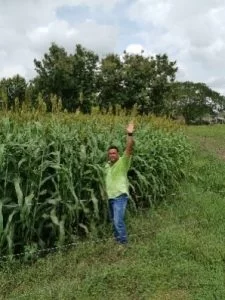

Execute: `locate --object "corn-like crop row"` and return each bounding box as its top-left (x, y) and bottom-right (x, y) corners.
top-left (0, 114), bottom-right (191, 258)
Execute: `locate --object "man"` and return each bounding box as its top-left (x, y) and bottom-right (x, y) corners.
top-left (105, 121), bottom-right (134, 244)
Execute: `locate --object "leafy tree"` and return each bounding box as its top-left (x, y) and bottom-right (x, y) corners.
top-left (33, 43), bottom-right (98, 112)
top-left (97, 54), bottom-right (123, 114)
top-left (149, 54), bottom-right (177, 115)
top-left (121, 51), bottom-right (154, 113)
top-left (172, 82), bottom-right (225, 123)
top-left (33, 43), bottom-right (74, 111)
top-left (96, 51), bottom-right (177, 115)
top-left (72, 44), bottom-right (99, 113)
top-left (2, 40), bottom-right (223, 120)
top-left (121, 52), bottom-right (177, 115)
top-left (0, 75), bottom-right (27, 109)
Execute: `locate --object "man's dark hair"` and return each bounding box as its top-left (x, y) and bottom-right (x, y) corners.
top-left (107, 145), bottom-right (119, 152)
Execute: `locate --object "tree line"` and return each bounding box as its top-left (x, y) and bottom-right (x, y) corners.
top-left (0, 43), bottom-right (224, 123)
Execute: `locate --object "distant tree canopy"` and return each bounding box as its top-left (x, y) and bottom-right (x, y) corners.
top-left (170, 81), bottom-right (225, 123)
top-left (0, 75), bottom-right (27, 109)
top-left (0, 42), bottom-right (225, 121)
top-left (33, 43), bottom-right (99, 113)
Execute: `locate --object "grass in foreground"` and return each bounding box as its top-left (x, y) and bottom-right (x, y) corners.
top-left (1, 125), bottom-right (225, 299)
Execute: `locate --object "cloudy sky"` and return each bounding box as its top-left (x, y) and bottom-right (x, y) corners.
top-left (0, 0), bottom-right (224, 94)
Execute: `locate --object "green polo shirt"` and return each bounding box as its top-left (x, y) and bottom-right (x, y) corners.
top-left (105, 153), bottom-right (131, 199)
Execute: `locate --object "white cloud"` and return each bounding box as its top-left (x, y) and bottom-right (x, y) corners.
top-left (128, 0), bottom-right (225, 94)
top-left (26, 19), bottom-right (118, 56)
top-left (0, 0), bottom-right (224, 95)
top-left (0, 0), bottom-right (119, 80)
top-left (125, 44), bottom-right (145, 54)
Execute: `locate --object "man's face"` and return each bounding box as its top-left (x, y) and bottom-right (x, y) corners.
top-left (108, 148), bottom-right (119, 164)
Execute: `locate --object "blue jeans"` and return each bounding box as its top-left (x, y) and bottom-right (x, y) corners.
top-left (109, 194), bottom-right (128, 244)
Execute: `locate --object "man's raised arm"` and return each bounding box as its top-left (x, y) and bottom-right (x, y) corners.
top-left (125, 121), bottom-right (135, 157)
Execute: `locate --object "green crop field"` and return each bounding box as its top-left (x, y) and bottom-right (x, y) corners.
top-left (1, 115), bottom-right (225, 300)
top-left (0, 112), bottom-right (190, 259)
